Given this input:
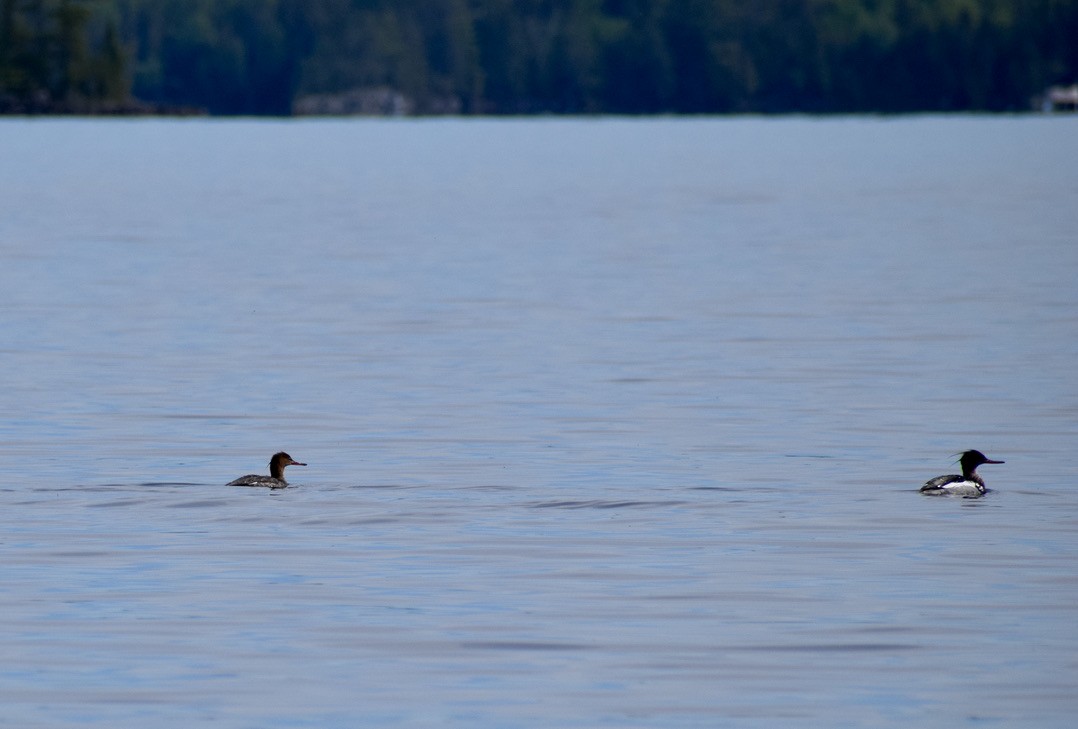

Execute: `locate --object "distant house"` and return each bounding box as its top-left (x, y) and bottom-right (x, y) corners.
top-left (293, 87), bottom-right (414, 116)
top-left (1042, 85), bottom-right (1078, 112)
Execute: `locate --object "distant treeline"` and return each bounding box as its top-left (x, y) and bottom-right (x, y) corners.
top-left (2, 0), bottom-right (1076, 115)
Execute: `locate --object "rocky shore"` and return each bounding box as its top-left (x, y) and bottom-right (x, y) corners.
top-left (0, 93), bottom-right (204, 116)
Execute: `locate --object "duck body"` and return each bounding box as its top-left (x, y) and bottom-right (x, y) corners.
top-left (228, 452), bottom-right (306, 489)
top-left (920, 450), bottom-right (1003, 497)
top-left (227, 474), bottom-right (290, 489)
top-left (920, 473), bottom-right (987, 497)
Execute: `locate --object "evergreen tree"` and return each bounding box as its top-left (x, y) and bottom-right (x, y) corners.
top-left (2, 0), bottom-right (1076, 115)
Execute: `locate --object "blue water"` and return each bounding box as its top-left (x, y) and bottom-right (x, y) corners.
top-left (1, 116), bottom-right (1076, 727)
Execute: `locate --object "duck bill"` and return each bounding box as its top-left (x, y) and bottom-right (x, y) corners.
top-left (985, 459), bottom-right (1005, 464)
top-left (292, 461), bottom-right (308, 467)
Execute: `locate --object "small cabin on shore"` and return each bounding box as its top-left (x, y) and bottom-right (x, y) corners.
top-left (1042, 85), bottom-right (1078, 112)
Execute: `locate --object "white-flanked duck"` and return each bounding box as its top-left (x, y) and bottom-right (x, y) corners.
top-left (920, 450), bottom-right (1003, 497)
top-left (228, 452), bottom-right (306, 488)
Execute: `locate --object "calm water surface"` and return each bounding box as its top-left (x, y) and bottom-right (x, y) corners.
top-left (1, 116), bottom-right (1076, 727)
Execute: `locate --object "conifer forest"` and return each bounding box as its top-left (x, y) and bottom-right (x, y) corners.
top-left (1, 0), bottom-right (1075, 114)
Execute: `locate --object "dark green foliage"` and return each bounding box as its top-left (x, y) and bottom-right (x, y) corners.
top-left (0, 0), bottom-right (131, 111)
top-left (2, 0), bottom-right (1076, 114)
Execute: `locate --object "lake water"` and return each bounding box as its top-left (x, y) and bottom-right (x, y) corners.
top-left (1, 116), bottom-right (1076, 727)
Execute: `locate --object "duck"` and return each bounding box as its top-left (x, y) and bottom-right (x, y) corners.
top-left (227, 452), bottom-right (306, 488)
top-left (920, 450), bottom-right (1003, 497)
